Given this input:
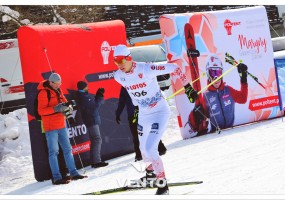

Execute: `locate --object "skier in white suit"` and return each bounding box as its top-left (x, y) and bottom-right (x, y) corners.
top-left (113, 44), bottom-right (197, 195)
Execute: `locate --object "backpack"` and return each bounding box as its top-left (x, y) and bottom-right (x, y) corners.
top-left (34, 89), bottom-right (51, 120)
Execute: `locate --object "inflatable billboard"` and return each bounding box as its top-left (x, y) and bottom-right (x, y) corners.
top-left (159, 6), bottom-right (282, 139)
top-left (17, 20), bottom-right (134, 181)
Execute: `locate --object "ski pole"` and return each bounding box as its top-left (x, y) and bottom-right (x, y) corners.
top-left (197, 62), bottom-right (239, 95)
top-left (166, 72), bottom-right (206, 100)
top-left (225, 52), bottom-right (266, 89)
top-left (66, 117), bottom-right (86, 174)
top-left (246, 71), bottom-right (266, 89)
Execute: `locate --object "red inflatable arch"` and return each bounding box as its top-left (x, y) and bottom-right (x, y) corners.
top-left (17, 20), bottom-right (134, 181)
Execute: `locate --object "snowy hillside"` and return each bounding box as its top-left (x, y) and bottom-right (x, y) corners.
top-left (1, 91), bottom-right (285, 199)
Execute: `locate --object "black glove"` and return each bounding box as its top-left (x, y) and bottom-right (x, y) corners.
top-left (184, 83), bottom-right (198, 103)
top-left (237, 63), bottom-right (248, 84)
top-left (95, 88), bottom-right (105, 98)
top-left (132, 106), bottom-right (139, 124)
top-left (116, 115), bottom-right (121, 124)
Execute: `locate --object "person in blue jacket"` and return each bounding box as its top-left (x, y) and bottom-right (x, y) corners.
top-left (115, 86), bottom-right (167, 162)
top-left (76, 81), bottom-right (108, 168)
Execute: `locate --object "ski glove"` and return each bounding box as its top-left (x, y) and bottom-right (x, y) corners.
top-left (96, 88), bottom-right (105, 98)
top-left (184, 83), bottom-right (198, 103)
top-left (237, 63), bottom-right (248, 84)
top-left (54, 103), bottom-right (68, 113)
top-left (132, 106), bottom-right (139, 124)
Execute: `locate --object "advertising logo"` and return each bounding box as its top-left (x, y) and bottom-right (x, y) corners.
top-left (238, 35), bottom-right (267, 53)
top-left (151, 65), bottom-right (165, 70)
top-left (224, 19), bottom-right (241, 35)
top-left (101, 41), bottom-right (112, 64)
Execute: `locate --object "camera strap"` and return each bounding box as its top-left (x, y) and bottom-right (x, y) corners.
top-left (55, 89), bottom-right (63, 103)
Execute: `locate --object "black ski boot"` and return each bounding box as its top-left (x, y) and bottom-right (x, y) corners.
top-left (52, 178), bottom-right (70, 185)
top-left (155, 178), bottom-right (169, 195)
top-left (71, 174), bottom-right (88, 180)
top-left (133, 169), bottom-right (156, 187)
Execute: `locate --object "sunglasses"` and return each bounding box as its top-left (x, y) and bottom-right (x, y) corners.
top-left (208, 68), bottom-right (223, 80)
top-left (114, 54), bottom-right (130, 65)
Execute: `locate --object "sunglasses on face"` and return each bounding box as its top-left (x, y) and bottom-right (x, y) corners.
top-left (208, 68), bottom-right (223, 80)
top-left (114, 54), bottom-right (130, 65)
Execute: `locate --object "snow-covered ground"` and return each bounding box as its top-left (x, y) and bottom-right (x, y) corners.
top-left (1, 92), bottom-right (285, 199)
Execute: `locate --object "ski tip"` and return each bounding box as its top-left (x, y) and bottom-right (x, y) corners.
top-left (193, 181), bottom-right (203, 184)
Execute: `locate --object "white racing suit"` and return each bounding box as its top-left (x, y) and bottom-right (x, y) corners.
top-left (114, 62), bottom-right (188, 178)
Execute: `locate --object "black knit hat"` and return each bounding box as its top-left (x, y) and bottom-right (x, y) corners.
top-left (77, 81), bottom-right (88, 90)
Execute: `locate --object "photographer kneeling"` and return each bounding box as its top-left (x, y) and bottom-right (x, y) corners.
top-left (37, 73), bottom-right (87, 185)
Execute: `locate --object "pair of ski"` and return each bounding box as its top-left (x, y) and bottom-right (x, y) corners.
top-left (167, 23), bottom-right (265, 101)
top-left (83, 180), bottom-right (203, 195)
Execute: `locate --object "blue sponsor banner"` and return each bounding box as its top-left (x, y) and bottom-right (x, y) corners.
top-left (274, 59), bottom-right (285, 111)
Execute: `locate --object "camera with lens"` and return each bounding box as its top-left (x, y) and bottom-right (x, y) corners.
top-left (62, 100), bottom-right (76, 125)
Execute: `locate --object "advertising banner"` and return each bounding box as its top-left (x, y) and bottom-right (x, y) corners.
top-left (159, 6), bottom-right (282, 139)
top-left (17, 20), bottom-right (134, 181)
top-left (275, 59), bottom-right (285, 110)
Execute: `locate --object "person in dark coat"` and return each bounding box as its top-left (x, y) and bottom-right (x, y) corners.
top-left (76, 81), bottom-right (108, 168)
top-left (115, 86), bottom-right (167, 162)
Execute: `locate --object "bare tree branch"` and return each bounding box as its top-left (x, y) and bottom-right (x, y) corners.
top-left (0, 9), bottom-right (22, 27)
top-left (49, 5), bottom-right (63, 25)
top-left (0, 29), bottom-right (18, 38)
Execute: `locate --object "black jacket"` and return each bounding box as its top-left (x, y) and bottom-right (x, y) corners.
top-left (116, 87), bottom-right (135, 118)
top-left (76, 90), bottom-right (104, 126)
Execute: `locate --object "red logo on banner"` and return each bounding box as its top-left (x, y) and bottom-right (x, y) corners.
top-left (224, 19), bottom-right (241, 35)
top-left (5, 85), bottom-right (25, 94)
top-left (72, 141), bottom-right (90, 154)
top-left (0, 78), bottom-right (8, 83)
top-left (248, 96), bottom-right (279, 111)
top-left (0, 42), bottom-right (17, 50)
